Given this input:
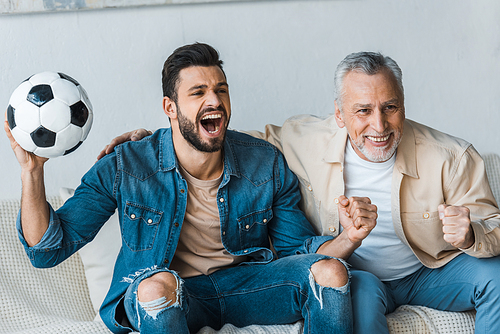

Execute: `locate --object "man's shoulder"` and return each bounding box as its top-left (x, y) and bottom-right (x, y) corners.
top-left (115, 128), bottom-right (170, 176)
top-left (226, 129), bottom-right (279, 149)
top-left (282, 114), bottom-right (339, 131)
top-left (406, 119), bottom-right (472, 152)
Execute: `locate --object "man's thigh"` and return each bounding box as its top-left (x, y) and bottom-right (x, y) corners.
top-left (184, 253), bottom-right (335, 331)
top-left (389, 254), bottom-right (500, 312)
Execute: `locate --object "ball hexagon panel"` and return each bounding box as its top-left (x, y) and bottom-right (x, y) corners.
top-left (10, 127), bottom-right (37, 152)
top-left (64, 142), bottom-right (83, 156)
top-left (70, 101), bottom-right (89, 127)
top-left (13, 101), bottom-right (41, 133)
top-left (81, 111), bottom-right (93, 141)
top-left (77, 85), bottom-right (93, 110)
top-left (39, 99), bottom-right (71, 132)
top-left (31, 126), bottom-right (57, 148)
top-left (55, 124), bottom-right (83, 149)
top-left (7, 105), bottom-right (16, 129)
top-left (34, 145), bottom-right (66, 159)
top-left (28, 71), bottom-right (60, 86)
top-left (8, 81), bottom-right (33, 108)
top-left (58, 72), bottom-right (80, 86)
top-left (51, 78), bottom-right (81, 106)
top-left (27, 84), bottom-right (54, 107)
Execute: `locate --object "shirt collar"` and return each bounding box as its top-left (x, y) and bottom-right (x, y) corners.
top-left (159, 128), bottom-right (240, 178)
top-left (324, 126), bottom-right (348, 164)
top-left (395, 119), bottom-right (418, 179)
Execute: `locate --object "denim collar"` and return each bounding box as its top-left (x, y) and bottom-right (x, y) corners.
top-left (158, 128), bottom-right (240, 180)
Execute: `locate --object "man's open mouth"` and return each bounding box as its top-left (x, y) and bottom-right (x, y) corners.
top-left (200, 113), bottom-right (223, 134)
top-left (366, 134), bottom-right (391, 143)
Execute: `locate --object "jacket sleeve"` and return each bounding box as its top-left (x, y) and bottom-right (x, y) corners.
top-left (445, 145), bottom-right (500, 257)
top-left (17, 153), bottom-right (118, 268)
top-left (266, 149), bottom-right (333, 257)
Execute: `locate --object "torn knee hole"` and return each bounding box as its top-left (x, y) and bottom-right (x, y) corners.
top-left (310, 258), bottom-right (349, 288)
top-left (137, 271), bottom-right (180, 304)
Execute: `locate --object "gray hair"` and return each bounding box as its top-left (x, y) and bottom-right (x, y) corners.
top-left (334, 51), bottom-right (404, 111)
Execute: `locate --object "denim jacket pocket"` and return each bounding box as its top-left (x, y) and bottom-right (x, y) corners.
top-left (238, 209), bottom-right (273, 248)
top-left (122, 202), bottom-right (163, 251)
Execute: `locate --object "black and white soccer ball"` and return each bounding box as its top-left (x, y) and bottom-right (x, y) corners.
top-left (7, 71), bottom-right (93, 158)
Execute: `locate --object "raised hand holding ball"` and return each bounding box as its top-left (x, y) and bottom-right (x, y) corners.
top-left (6, 71), bottom-right (93, 158)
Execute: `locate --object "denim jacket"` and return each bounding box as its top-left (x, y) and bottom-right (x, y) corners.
top-left (17, 128), bottom-right (333, 333)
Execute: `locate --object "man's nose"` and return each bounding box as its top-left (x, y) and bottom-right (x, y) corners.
top-left (371, 110), bottom-right (387, 133)
top-left (205, 90), bottom-right (222, 108)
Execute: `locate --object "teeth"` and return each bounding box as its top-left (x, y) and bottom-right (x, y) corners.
top-left (208, 126), bottom-right (220, 134)
top-left (367, 134), bottom-right (390, 142)
top-left (201, 114), bottom-right (222, 120)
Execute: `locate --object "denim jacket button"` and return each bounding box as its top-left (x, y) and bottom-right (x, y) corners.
top-left (174, 222), bottom-right (179, 227)
top-left (263, 219), bottom-right (267, 223)
top-left (243, 250), bottom-right (248, 253)
top-left (329, 226), bottom-right (336, 233)
top-left (130, 214), bottom-right (136, 219)
top-left (245, 224), bottom-right (250, 229)
top-left (219, 198), bottom-right (224, 203)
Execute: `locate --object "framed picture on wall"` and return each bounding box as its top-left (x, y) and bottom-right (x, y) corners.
top-left (0, 0), bottom-right (261, 14)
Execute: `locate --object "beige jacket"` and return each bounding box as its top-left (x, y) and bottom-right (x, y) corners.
top-left (248, 114), bottom-right (500, 268)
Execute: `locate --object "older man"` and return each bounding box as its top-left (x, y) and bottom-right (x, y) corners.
top-left (103, 52), bottom-right (500, 333)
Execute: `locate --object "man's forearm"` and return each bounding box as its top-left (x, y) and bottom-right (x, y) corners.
top-left (20, 167), bottom-right (50, 247)
top-left (316, 231), bottom-right (361, 261)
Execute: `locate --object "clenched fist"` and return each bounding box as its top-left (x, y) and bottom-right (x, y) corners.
top-left (338, 195), bottom-right (377, 246)
top-left (439, 204), bottom-right (475, 249)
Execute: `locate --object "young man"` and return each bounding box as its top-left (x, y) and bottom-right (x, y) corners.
top-left (5, 43), bottom-right (353, 333)
top-left (110, 51), bottom-right (500, 334)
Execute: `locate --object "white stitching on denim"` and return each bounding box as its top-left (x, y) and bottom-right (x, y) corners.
top-left (309, 269), bottom-right (324, 309)
top-left (121, 265), bottom-right (159, 283)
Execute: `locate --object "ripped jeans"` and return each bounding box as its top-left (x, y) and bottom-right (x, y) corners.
top-left (123, 253), bottom-right (352, 333)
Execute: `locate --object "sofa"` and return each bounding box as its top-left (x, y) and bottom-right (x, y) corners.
top-left (2, 153), bottom-right (499, 334)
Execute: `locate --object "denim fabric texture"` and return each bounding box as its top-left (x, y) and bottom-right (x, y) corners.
top-left (350, 253), bottom-right (500, 334)
top-left (124, 254), bottom-right (352, 334)
top-left (16, 128), bottom-right (335, 333)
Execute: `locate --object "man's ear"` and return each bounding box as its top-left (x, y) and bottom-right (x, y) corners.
top-left (163, 97), bottom-right (177, 120)
top-left (334, 100), bottom-right (345, 128)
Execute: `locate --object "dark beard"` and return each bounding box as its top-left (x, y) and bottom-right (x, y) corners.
top-left (177, 105), bottom-right (229, 153)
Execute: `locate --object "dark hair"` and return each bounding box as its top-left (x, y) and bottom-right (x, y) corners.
top-left (162, 43), bottom-right (225, 102)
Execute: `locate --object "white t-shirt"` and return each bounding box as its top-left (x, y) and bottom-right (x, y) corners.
top-left (343, 141), bottom-right (422, 281)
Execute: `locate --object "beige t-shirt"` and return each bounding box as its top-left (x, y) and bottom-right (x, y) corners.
top-left (169, 165), bottom-right (246, 278)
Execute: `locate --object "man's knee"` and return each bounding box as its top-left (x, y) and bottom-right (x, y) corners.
top-left (310, 258), bottom-right (349, 288)
top-left (137, 271), bottom-right (179, 305)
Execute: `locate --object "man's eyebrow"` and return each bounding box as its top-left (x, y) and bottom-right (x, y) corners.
top-left (352, 103), bottom-right (373, 109)
top-left (188, 84), bottom-right (207, 91)
top-left (352, 98), bottom-right (400, 109)
top-left (188, 82), bottom-right (228, 91)
top-left (381, 98), bottom-right (400, 105)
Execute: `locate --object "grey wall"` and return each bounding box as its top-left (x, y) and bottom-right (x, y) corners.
top-left (1, 0), bottom-right (500, 199)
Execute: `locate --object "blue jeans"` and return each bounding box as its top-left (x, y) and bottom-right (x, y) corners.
top-left (124, 253), bottom-right (352, 333)
top-left (351, 254), bottom-right (500, 334)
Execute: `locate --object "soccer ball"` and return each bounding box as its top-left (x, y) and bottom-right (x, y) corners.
top-left (7, 71), bottom-right (93, 159)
